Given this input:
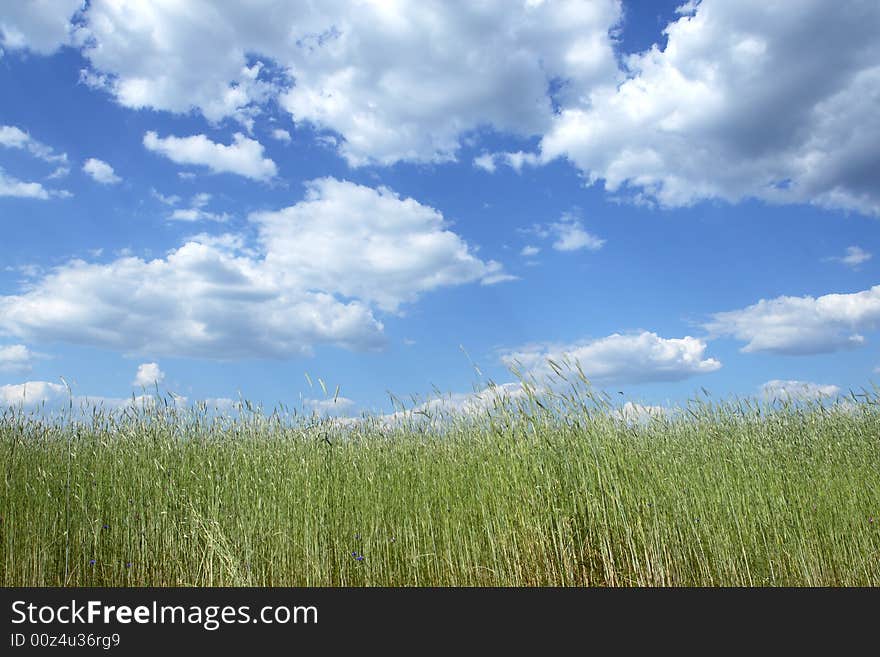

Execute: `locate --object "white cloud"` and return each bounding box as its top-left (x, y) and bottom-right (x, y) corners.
top-left (522, 212), bottom-right (605, 252)
top-left (169, 208), bottom-right (229, 223)
top-left (364, 382), bottom-right (676, 427)
top-left (133, 362), bottom-right (165, 388)
top-left (143, 131), bottom-right (277, 181)
top-left (520, 245), bottom-right (540, 257)
top-left (540, 0), bottom-right (880, 215)
top-left (706, 284), bottom-right (880, 355)
top-left (279, 0), bottom-right (620, 166)
top-left (75, 0), bottom-right (622, 165)
top-left (473, 153), bottom-right (497, 173)
top-left (0, 379), bottom-right (189, 412)
top-left (180, 232), bottom-right (251, 255)
top-left (192, 193), bottom-right (211, 207)
top-left (0, 125), bottom-right (69, 188)
top-left (78, 68), bottom-right (112, 92)
top-left (0, 240), bottom-right (384, 359)
top-left (0, 178), bottom-right (507, 359)
top-left (251, 177), bottom-right (510, 313)
top-left (304, 396), bottom-right (355, 416)
top-left (361, 382), bottom-right (528, 428)
top-left (12, 1), bottom-right (880, 215)
top-left (832, 246), bottom-right (872, 269)
top-left (502, 151), bottom-right (541, 173)
top-left (150, 189), bottom-right (181, 206)
top-left (0, 0), bottom-right (81, 55)
top-left (82, 158), bottom-right (122, 185)
top-left (166, 192), bottom-right (229, 222)
top-left (419, 382), bottom-right (528, 417)
top-left (271, 128), bottom-right (291, 143)
top-left (0, 344), bottom-right (32, 373)
top-left (201, 397), bottom-right (239, 412)
top-left (0, 125), bottom-right (68, 165)
top-left (615, 401), bottom-right (672, 424)
top-left (501, 331), bottom-right (721, 385)
top-left (476, 151), bottom-right (543, 173)
top-left (550, 216), bottom-right (605, 252)
top-left (760, 380), bottom-right (840, 402)
top-left (0, 126), bottom-right (29, 149)
top-left (0, 167), bottom-right (70, 199)
top-left (0, 170), bottom-right (49, 199)
top-left (5, 264), bottom-right (44, 280)
top-left (0, 381), bottom-right (68, 407)
top-left (480, 272), bottom-right (519, 286)
top-left (167, 195), bottom-right (228, 222)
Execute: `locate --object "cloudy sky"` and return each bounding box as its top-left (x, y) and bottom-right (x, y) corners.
top-left (1, 0), bottom-right (878, 413)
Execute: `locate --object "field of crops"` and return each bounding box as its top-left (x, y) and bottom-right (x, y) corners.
top-left (2, 381), bottom-right (879, 586)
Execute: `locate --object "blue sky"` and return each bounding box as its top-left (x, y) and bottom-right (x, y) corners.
top-left (1, 0), bottom-right (879, 415)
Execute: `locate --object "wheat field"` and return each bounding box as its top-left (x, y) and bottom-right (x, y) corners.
top-left (2, 377), bottom-right (879, 586)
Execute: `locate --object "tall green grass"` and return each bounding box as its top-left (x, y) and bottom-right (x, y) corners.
top-left (2, 380), bottom-right (879, 586)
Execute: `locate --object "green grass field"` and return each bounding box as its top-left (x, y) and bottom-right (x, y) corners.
top-left (2, 379), bottom-right (879, 586)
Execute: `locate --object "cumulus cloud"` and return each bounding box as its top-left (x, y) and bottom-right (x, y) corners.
top-left (520, 245), bottom-right (540, 257)
top-left (0, 126), bottom-right (70, 195)
top-left (0, 381), bottom-right (68, 407)
top-left (0, 0), bottom-right (81, 55)
top-left (521, 212), bottom-right (605, 252)
top-left (252, 177), bottom-right (510, 312)
top-left (150, 189), bottom-right (181, 206)
top-left (168, 194), bottom-right (229, 223)
top-left (271, 128), bottom-right (291, 143)
top-left (760, 379), bottom-right (840, 402)
top-left (0, 239), bottom-right (384, 359)
top-left (169, 208), bottom-right (229, 223)
top-left (0, 125), bottom-right (68, 166)
top-left (0, 126), bottom-right (30, 149)
top-left (501, 331), bottom-right (721, 385)
top-left (502, 151), bottom-right (542, 173)
top-left (73, 0), bottom-right (621, 165)
top-left (0, 170), bottom-right (50, 199)
top-left (0, 169), bottom-right (68, 199)
top-left (361, 382), bottom-right (529, 428)
top-left (473, 153), bottom-right (497, 173)
top-left (303, 396), bottom-right (356, 416)
top-left (418, 382), bottom-right (528, 417)
top-left (82, 158), bottom-right (122, 185)
top-left (367, 383), bottom-right (676, 427)
top-left (133, 362), bottom-right (165, 387)
top-left (0, 379), bottom-right (187, 411)
top-left (828, 246), bottom-right (872, 269)
top-left (615, 401), bottom-right (672, 424)
top-left (143, 131), bottom-right (277, 181)
top-left (0, 344), bottom-right (32, 373)
top-left (706, 285), bottom-right (880, 355)
top-left (550, 217), bottom-right (605, 252)
top-left (9, 1), bottom-right (880, 215)
top-left (0, 178), bottom-right (507, 359)
top-left (200, 397), bottom-right (239, 412)
top-left (540, 0), bottom-right (880, 215)
top-left (474, 151), bottom-right (542, 173)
